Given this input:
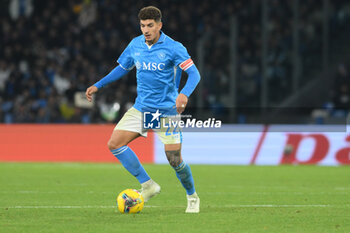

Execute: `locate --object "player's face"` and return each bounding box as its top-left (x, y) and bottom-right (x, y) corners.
top-left (140, 19), bottom-right (162, 45)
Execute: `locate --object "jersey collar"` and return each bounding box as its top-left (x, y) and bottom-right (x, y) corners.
top-left (157, 31), bottom-right (166, 44)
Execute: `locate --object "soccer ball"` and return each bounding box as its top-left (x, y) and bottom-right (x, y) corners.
top-left (117, 189), bottom-right (144, 214)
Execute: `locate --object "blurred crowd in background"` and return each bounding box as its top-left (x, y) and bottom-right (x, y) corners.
top-left (0, 0), bottom-right (349, 123)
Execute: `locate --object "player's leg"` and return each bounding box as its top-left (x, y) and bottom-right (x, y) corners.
top-left (164, 143), bottom-right (195, 194)
top-left (164, 143), bottom-right (200, 213)
top-left (109, 107), bottom-right (160, 202)
top-left (155, 115), bottom-right (200, 212)
top-left (108, 129), bottom-right (151, 184)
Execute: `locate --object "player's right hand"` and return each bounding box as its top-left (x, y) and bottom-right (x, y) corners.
top-left (85, 85), bottom-right (98, 102)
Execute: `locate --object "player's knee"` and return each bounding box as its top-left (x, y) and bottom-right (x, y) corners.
top-left (107, 139), bottom-right (125, 151)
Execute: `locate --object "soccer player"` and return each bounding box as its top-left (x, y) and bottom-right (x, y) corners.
top-left (85, 6), bottom-right (201, 213)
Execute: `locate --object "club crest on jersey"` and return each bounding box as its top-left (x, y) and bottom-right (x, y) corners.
top-left (157, 51), bottom-right (166, 60)
top-left (135, 61), bottom-right (142, 69)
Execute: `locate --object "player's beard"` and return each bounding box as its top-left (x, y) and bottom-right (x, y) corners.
top-left (146, 39), bottom-right (154, 45)
top-left (145, 34), bottom-right (154, 45)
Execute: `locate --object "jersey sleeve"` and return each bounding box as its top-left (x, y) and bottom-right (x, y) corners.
top-left (173, 42), bottom-right (194, 71)
top-left (117, 42), bottom-right (134, 70)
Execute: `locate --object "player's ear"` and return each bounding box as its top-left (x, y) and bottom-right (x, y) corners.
top-left (158, 21), bottom-right (163, 30)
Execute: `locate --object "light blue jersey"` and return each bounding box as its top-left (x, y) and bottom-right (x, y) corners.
top-left (117, 31), bottom-right (194, 115)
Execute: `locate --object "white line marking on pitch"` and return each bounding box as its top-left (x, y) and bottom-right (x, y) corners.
top-left (225, 204), bottom-right (332, 207)
top-left (2, 204), bottom-right (348, 209)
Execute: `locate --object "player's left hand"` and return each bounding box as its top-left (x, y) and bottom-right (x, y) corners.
top-left (176, 93), bottom-right (188, 114)
top-left (85, 85), bottom-right (98, 102)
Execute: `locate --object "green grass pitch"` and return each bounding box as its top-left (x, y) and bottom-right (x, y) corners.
top-left (0, 163), bottom-right (349, 233)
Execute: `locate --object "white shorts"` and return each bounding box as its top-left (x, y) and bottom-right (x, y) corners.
top-left (114, 107), bottom-right (182, 144)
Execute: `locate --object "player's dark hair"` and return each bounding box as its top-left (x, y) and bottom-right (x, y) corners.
top-left (138, 6), bottom-right (162, 22)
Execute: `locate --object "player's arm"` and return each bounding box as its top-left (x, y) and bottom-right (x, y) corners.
top-left (176, 61), bottom-right (201, 113)
top-left (180, 64), bottom-right (201, 97)
top-left (85, 65), bottom-right (129, 102)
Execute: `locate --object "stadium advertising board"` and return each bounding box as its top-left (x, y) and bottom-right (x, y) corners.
top-left (0, 125), bottom-right (349, 165)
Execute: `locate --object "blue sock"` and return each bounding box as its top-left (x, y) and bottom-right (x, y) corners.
top-left (174, 161), bottom-right (195, 195)
top-left (111, 146), bottom-right (150, 184)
